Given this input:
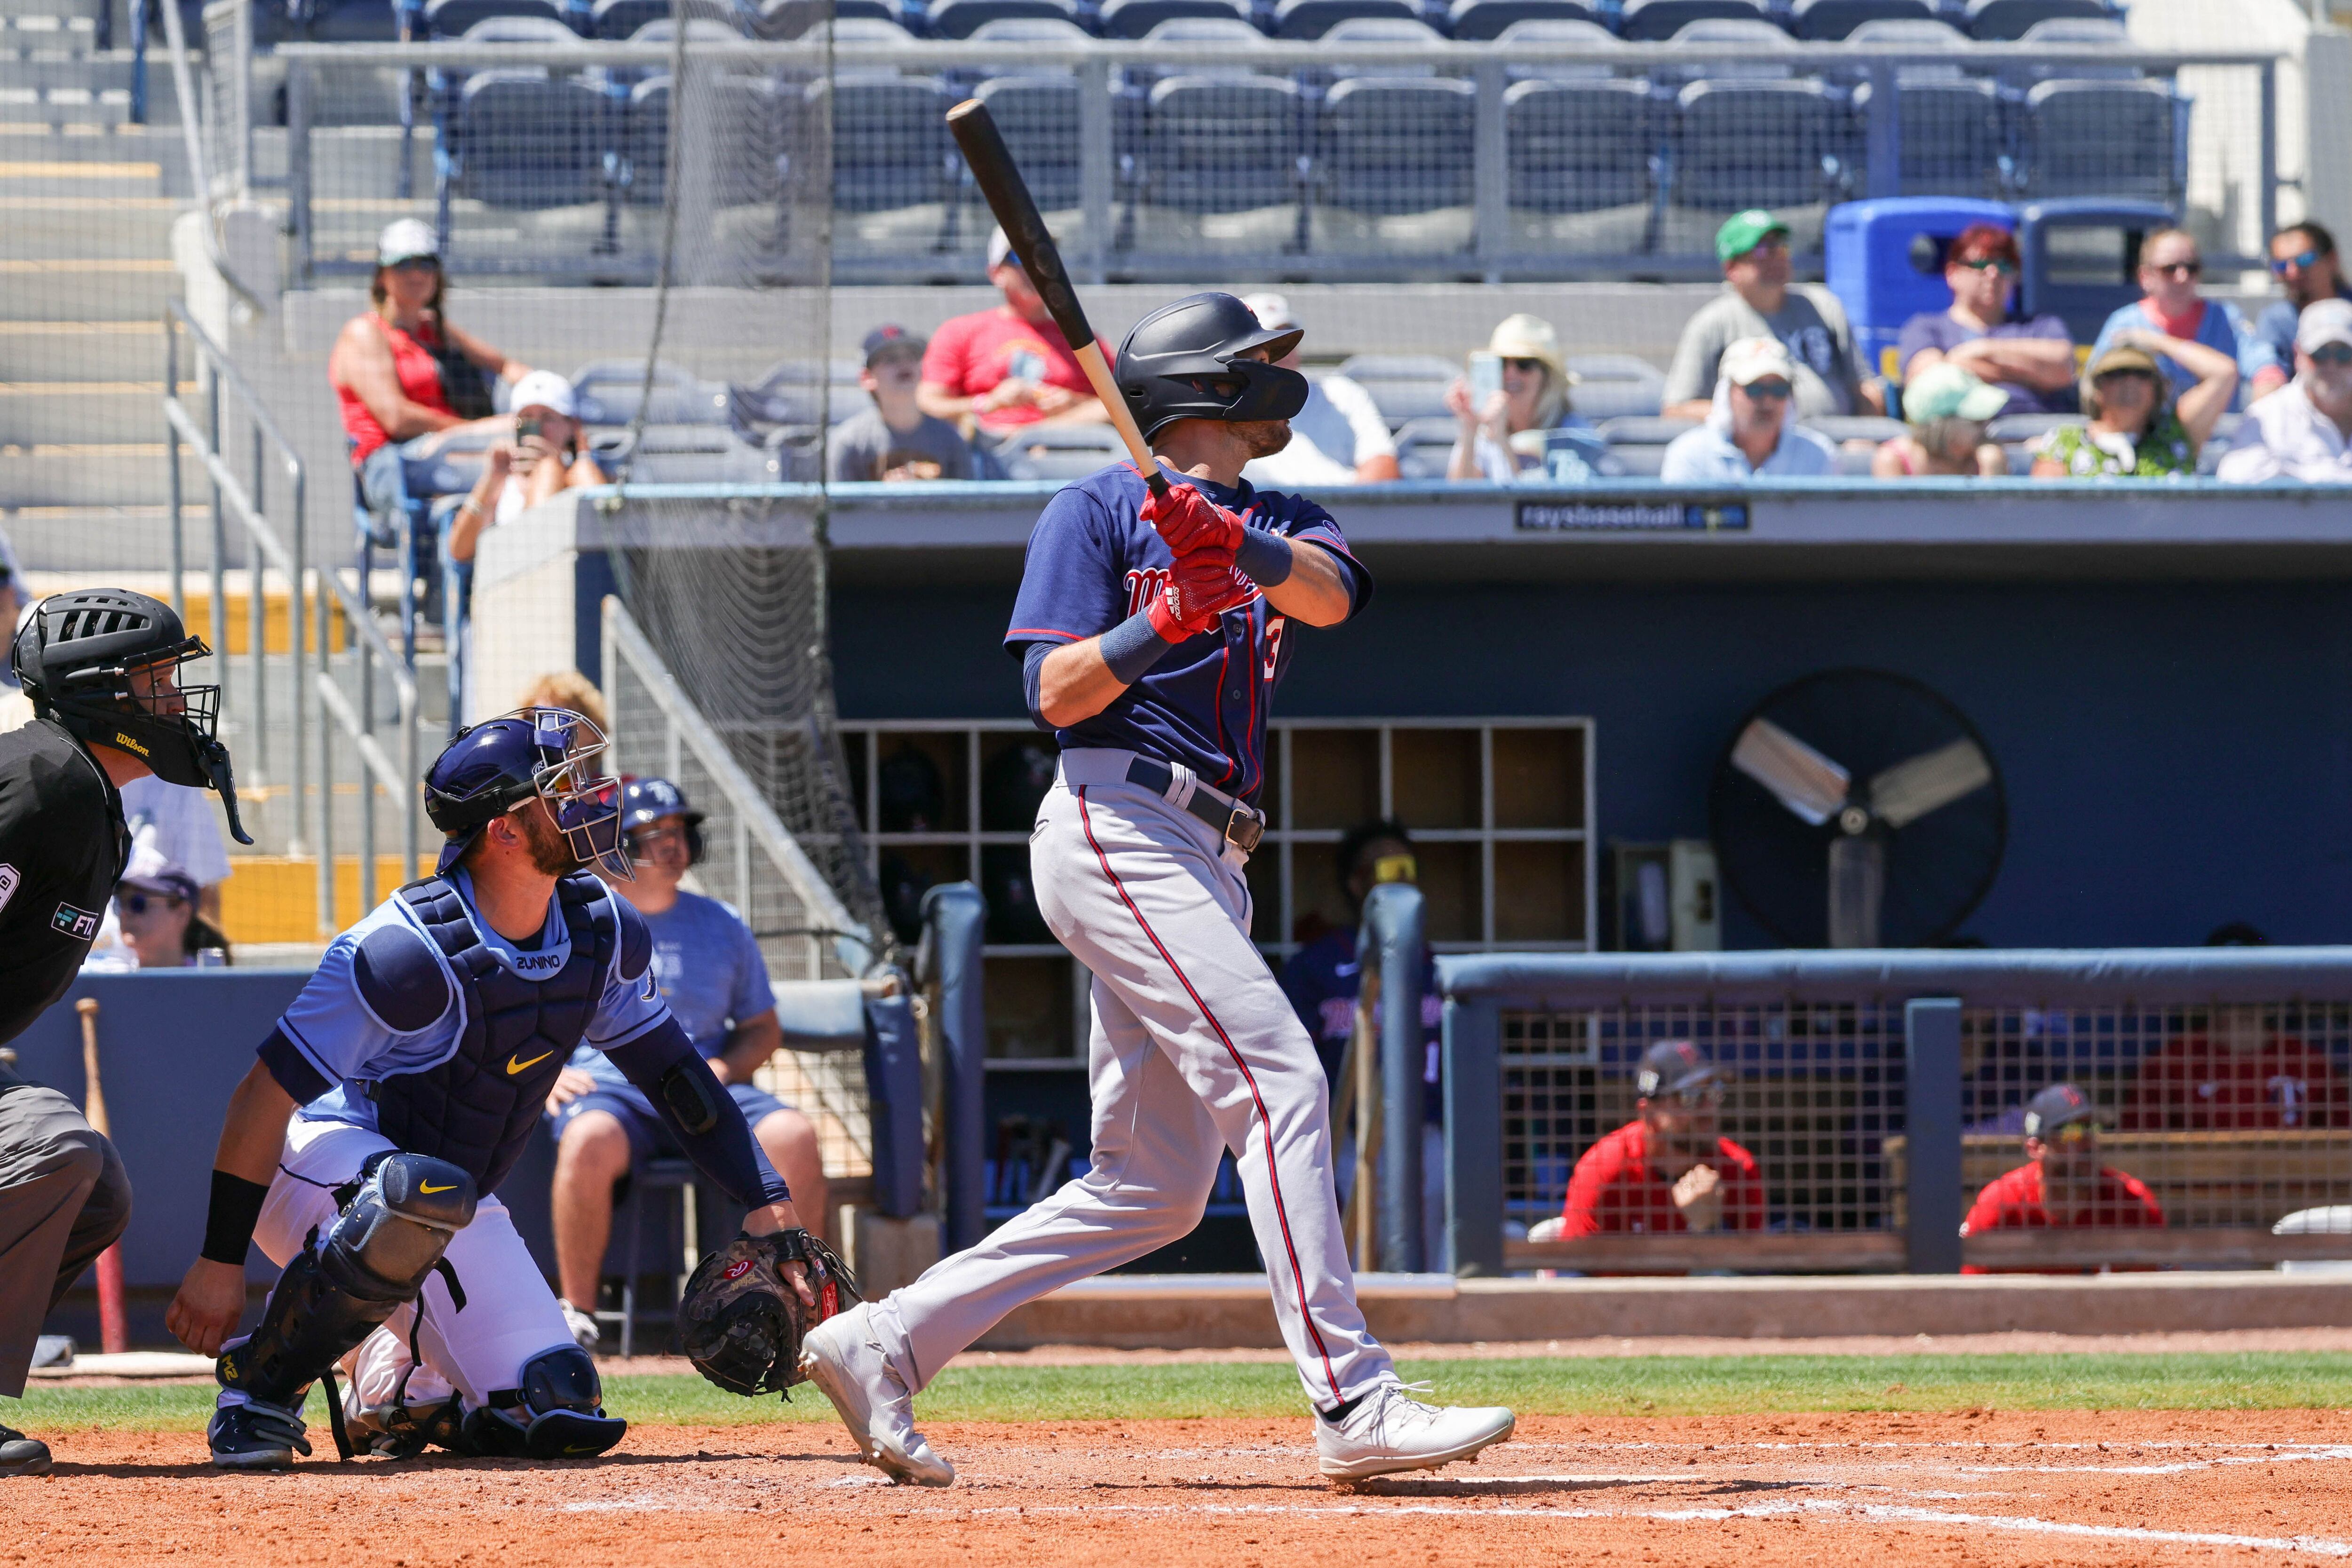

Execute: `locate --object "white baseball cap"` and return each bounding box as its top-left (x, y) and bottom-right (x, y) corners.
top-left (377, 217), bottom-right (439, 268)
top-left (1720, 335), bottom-right (1796, 387)
top-left (2297, 297), bottom-right (2352, 355)
top-left (1241, 291), bottom-right (1298, 332)
top-left (509, 369), bottom-right (578, 420)
top-left (986, 225), bottom-right (1015, 271)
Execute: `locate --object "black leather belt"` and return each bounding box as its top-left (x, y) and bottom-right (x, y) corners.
top-left (1126, 757), bottom-right (1265, 852)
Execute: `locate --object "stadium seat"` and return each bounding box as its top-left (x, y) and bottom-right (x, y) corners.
top-left (1505, 78), bottom-right (1658, 212)
top-left (1959, 0), bottom-right (2109, 42)
top-left (1317, 78), bottom-right (1474, 215)
top-left (1138, 14), bottom-right (1266, 45)
top-left (572, 360), bottom-right (731, 426)
top-left (1390, 415), bottom-right (1463, 478)
top-left (620, 69), bottom-right (791, 205)
top-left (1314, 16), bottom-right (1445, 79)
top-left (628, 15), bottom-right (748, 40)
top-left (1670, 78), bottom-right (1841, 212)
top-left (1098, 0), bottom-right (1249, 36)
top-left (751, 0), bottom-right (823, 34)
top-left (2022, 79), bottom-right (2177, 201)
top-left (1270, 0), bottom-right (1421, 40)
top-left (423, 0), bottom-right (571, 35)
top-left (458, 13), bottom-right (579, 39)
top-left (1139, 75), bottom-right (1304, 213)
top-left (590, 0), bottom-right (667, 36)
top-left (832, 1), bottom-right (910, 25)
top-left (973, 74), bottom-right (1082, 210)
top-left (829, 13), bottom-right (916, 38)
top-left (968, 16), bottom-right (1092, 39)
top-left (299, 0), bottom-right (406, 42)
top-left (999, 424), bottom-right (1127, 480)
top-left (1787, 0), bottom-right (1930, 39)
top-left (1660, 15), bottom-right (1796, 76)
top-left (1841, 15), bottom-right (1963, 45)
top-left (1443, 0), bottom-right (1597, 40)
top-left (828, 71), bottom-right (957, 214)
top-left (1494, 16), bottom-right (1625, 77)
top-left (2015, 15), bottom-right (2126, 43)
top-left (1335, 355), bottom-right (1457, 427)
top-left (1615, 0), bottom-right (1768, 42)
top-left (1564, 354), bottom-right (1667, 420)
top-left (925, 0), bottom-right (1082, 38)
top-left (450, 70), bottom-right (607, 206)
top-left (1851, 74), bottom-right (2006, 198)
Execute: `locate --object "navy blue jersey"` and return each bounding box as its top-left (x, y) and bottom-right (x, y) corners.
top-left (1279, 927), bottom-right (1442, 1124)
top-left (1004, 463), bottom-right (1371, 807)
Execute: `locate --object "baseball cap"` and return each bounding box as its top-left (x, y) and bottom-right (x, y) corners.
top-left (377, 217), bottom-right (439, 268)
top-left (1242, 291), bottom-right (1298, 332)
top-left (118, 842), bottom-right (199, 907)
top-left (2023, 1082), bottom-right (2100, 1140)
top-left (2297, 297), bottom-right (2352, 355)
top-left (1716, 209), bottom-right (1788, 264)
top-left (1719, 335), bottom-right (1795, 388)
top-left (1637, 1039), bottom-right (1719, 1099)
top-left (861, 324), bottom-right (926, 366)
top-left (1902, 361), bottom-right (2007, 424)
top-left (986, 226), bottom-right (1017, 271)
top-left (508, 369), bottom-right (577, 420)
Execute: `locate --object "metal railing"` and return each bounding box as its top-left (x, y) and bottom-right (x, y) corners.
top-left (160, 0), bottom-right (265, 309)
top-left (1439, 947), bottom-right (2352, 1277)
top-left (1338, 882), bottom-right (1430, 1274)
top-left (311, 562), bottom-right (422, 926)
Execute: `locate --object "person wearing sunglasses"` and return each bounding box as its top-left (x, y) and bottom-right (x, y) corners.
top-left (2032, 331), bottom-right (2237, 479)
top-left (2249, 222), bottom-right (2352, 402)
top-left (2087, 227), bottom-right (2267, 413)
top-left (2217, 299), bottom-right (2352, 482)
top-left (1546, 1040), bottom-right (1764, 1247)
top-left (1663, 209), bottom-right (1881, 424)
top-left (1958, 1084), bottom-right (2162, 1273)
top-left (1659, 336), bottom-right (1838, 483)
top-left (1443, 313), bottom-right (1610, 482)
top-left (108, 844), bottom-right (230, 969)
top-left (1896, 224), bottom-right (2076, 416)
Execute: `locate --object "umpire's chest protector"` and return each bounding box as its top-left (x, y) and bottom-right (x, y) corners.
top-left (368, 871), bottom-right (620, 1195)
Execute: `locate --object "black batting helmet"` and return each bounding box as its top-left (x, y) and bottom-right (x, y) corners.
top-left (1114, 292), bottom-right (1309, 441)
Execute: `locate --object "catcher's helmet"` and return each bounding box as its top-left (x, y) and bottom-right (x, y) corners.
top-left (619, 775), bottom-right (706, 866)
top-left (1114, 292), bottom-right (1309, 442)
top-left (11, 588), bottom-right (252, 844)
top-left (424, 706), bottom-right (628, 878)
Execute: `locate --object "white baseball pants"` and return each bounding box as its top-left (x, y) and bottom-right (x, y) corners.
top-left (223, 1116), bottom-right (574, 1420)
top-left (869, 750), bottom-right (1396, 1409)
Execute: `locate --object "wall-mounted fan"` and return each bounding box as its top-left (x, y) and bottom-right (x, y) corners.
top-left (1708, 669), bottom-right (2006, 948)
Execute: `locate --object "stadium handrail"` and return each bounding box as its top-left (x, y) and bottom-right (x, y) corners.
top-left (310, 555), bottom-right (421, 927)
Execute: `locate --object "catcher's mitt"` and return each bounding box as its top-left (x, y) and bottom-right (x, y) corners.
top-left (679, 1228), bottom-right (862, 1398)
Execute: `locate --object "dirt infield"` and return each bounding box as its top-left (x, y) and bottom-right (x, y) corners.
top-left (8, 1408), bottom-right (2351, 1566)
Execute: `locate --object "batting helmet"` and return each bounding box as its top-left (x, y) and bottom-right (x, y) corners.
top-left (619, 776), bottom-right (706, 866)
top-left (12, 588), bottom-right (253, 844)
top-left (424, 706), bottom-right (628, 879)
top-left (1114, 292), bottom-right (1309, 441)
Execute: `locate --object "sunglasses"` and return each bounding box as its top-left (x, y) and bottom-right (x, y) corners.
top-left (2272, 248), bottom-right (2324, 275)
top-left (1740, 379), bottom-right (1793, 401)
top-left (121, 891), bottom-right (184, 915)
top-left (2043, 1122), bottom-right (2096, 1145)
top-left (2148, 259), bottom-right (2203, 279)
top-left (1956, 257), bottom-right (2018, 277)
top-left (1502, 356), bottom-right (1545, 372)
top-left (2310, 343), bottom-right (2352, 366)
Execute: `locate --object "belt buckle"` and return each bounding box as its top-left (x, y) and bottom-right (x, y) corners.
top-left (1223, 803), bottom-right (1265, 853)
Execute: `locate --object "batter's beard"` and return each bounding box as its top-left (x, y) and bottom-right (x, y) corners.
top-left (1232, 420), bottom-right (1292, 460)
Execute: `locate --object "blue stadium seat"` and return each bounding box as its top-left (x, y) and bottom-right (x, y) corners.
top-left (829, 14), bottom-right (917, 38)
top-left (1565, 354), bottom-right (1666, 420)
top-left (752, 0), bottom-right (821, 32)
top-left (2022, 79), bottom-right (2177, 201)
top-left (1270, 0), bottom-right (1420, 39)
top-left (1494, 15), bottom-right (1625, 74)
top-left (1841, 15), bottom-right (1963, 45)
top-left (458, 13), bottom-right (578, 39)
top-left (1960, 0), bottom-right (2108, 41)
top-left (973, 74), bottom-right (1082, 210)
top-left (1335, 356), bottom-right (1456, 427)
top-left (1505, 77), bottom-right (1657, 212)
top-left (1140, 74), bottom-right (1303, 212)
top-left (1316, 77), bottom-right (1474, 213)
top-left (451, 71), bottom-right (607, 206)
top-left (1616, 0), bottom-right (1767, 41)
top-left (423, 0), bottom-right (572, 34)
top-left (925, 0), bottom-right (1082, 37)
top-left (968, 16), bottom-right (1092, 38)
top-left (621, 69), bottom-right (788, 205)
top-left (832, 0), bottom-right (909, 24)
top-left (1098, 0), bottom-right (1248, 35)
top-left (827, 72), bottom-right (957, 213)
top-left (1390, 415), bottom-right (1461, 477)
top-left (629, 15), bottom-right (749, 40)
top-left (1852, 74), bottom-right (2005, 197)
top-left (1444, 0), bottom-right (1598, 40)
top-left (1670, 77), bottom-right (1841, 211)
top-left (1312, 16), bottom-right (1444, 81)
top-left (296, 0), bottom-right (405, 42)
top-left (1787, 0), bottom-right (1930, 39)
top-left (590, 0), bottom-right (667, 35)
top-left (1139, 13), bottom-right (1267, 45)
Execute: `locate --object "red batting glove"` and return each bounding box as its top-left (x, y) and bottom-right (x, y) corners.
top-left (1147, 546), bottom-right (1256, 638)
top-left (1142, 480), bottom-right (1244, 557)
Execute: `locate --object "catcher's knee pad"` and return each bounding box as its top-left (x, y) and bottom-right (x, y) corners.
top-left (219, 1155), bottom-right (476, 1408)
top-left (459, 1346), bottom-right (628, 1460)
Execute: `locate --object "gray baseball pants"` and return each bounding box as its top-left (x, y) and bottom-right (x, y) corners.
top-left (867, 750), bottom-right (1396, 1410)
top-left (0, 1078), bottom-right (132, 1398)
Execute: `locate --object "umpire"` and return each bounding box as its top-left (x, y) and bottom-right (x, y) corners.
top-left (0, 589), bottom-right (249, 1474)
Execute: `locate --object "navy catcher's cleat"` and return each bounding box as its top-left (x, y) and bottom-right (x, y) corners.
top-left (0, 1424), bottom-right (52, 1477)
top-left (208, 1399), bottom-right (313, 1470)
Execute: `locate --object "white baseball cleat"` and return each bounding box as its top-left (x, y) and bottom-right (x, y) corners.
top-left (558, 1299), bottom-right (601, 1352)
top-left (1314, 1380), bottom-right (1517, 1481)
top-left (799, 1303), bottom-right (955, 1487)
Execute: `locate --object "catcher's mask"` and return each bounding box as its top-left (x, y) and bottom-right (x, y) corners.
top-left (424, 706), bottom-right (628, 879)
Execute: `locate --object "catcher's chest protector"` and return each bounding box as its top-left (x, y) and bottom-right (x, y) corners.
top-left (370, 871), bottom-right (618, 1195)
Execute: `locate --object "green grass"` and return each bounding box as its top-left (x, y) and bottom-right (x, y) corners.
top-left (13, 1353), bottom-right (2352, 1433)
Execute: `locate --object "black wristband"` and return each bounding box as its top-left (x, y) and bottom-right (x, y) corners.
top-left (201, 1170), bottom-right (270, 1265)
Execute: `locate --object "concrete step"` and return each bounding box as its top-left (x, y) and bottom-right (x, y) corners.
top-left (0, 381), bottom-right (159, 444)
top-left (0, 195), bottom-right (182, 259)
top-left (0, 320), bottom-right (164, 380)
top-left (0, 444), bottom-right (202, 508)
top-left (0, 14), bottom-right (99, 51)
top-left (0, 259), bottom-right (174, 317)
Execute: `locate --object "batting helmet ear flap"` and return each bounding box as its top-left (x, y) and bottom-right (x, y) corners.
top-left (683, 820), bottom-right (707, 866)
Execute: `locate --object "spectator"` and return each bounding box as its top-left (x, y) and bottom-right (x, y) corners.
top-left (117, 775), bottom-right (230, 925)
top-left (111, 845), bottom-right (230, 969)
top-left (1663, 210), bottom-right (1880, 423)
top-left (1896, 223), bottom-right (2076, 416)
top-left (1553, 1040), bottom-right (1765, 1239)
top-left (2217, 299), bottom-right (2352, 483)
top-left (330, 219), bottom-right (526, 543)
top-left (2087, 228), bottom-right (2267, 411)
top-left (1959, 1084), bottom-right (2163, 1274)
top-left (2032, 335), bottom-right (2236, 478)
top-left (1872, 363), bottom-right (2009, 478)
top-left (830, 325), bottom-right (977, 483)
top-left (1658, 337), bottom-right (1839, 482)
top-left (1443, 314), bottom-right (1608, 482)
top-left (2120, 1004), bottom-right (2349, 1131)
top-left (516, 671), bottom-right (608, 736)
top-left (2250, 222), bottom-right (2352, 401)
top-left (917, 227), bottom-right (1108, 441)
top-left (1238, 293), bottom-right (1399, 488)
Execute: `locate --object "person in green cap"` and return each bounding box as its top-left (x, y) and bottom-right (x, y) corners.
top-left (1872, 362), bottom-right (2010, 477)
top-left (1663, 210), bottom-right (1880, 425)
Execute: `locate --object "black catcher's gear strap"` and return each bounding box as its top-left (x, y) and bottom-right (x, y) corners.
top-left (679, 1229), bottom-right (861, 1399)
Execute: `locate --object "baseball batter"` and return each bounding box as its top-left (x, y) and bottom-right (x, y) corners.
top-left (803, 293), bottom-right (1515, 1486)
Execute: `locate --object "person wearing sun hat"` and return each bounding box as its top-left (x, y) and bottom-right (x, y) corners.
top-left (1873, 361), bottom-right (2010, 477)
top-left (1663, 209), bottom-right (1878, 424)
top-left (2032, 325), bottom-right (2239, 479)
top-left (1443, 312), bottom-right (1611, 482)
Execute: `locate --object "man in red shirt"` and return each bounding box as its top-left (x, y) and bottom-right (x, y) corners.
top-left (1961, 1082), bottom-right (2163, 1274)
top-left (917, 228), bottom-right (1110, 439)
top-left (1557, 1040), bottom-right (1765, 1237)
top-left (2119, 1006), bottom-right (2348, 1131)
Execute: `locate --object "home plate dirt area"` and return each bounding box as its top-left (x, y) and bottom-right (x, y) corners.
top-left (8, 1410), bottom-right (2352, 1566)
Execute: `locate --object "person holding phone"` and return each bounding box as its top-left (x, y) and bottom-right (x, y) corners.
top-left (1442, 314), bottom-right (1606, 482)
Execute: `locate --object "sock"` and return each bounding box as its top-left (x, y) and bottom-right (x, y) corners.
top-left (1319, 1392), bottom-right (1368, 1426)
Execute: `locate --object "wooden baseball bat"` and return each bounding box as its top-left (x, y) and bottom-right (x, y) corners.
top-left (945, 98), bottom-right (1170, 500)
top-left (77, 996), bottom-right (129, 1356)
